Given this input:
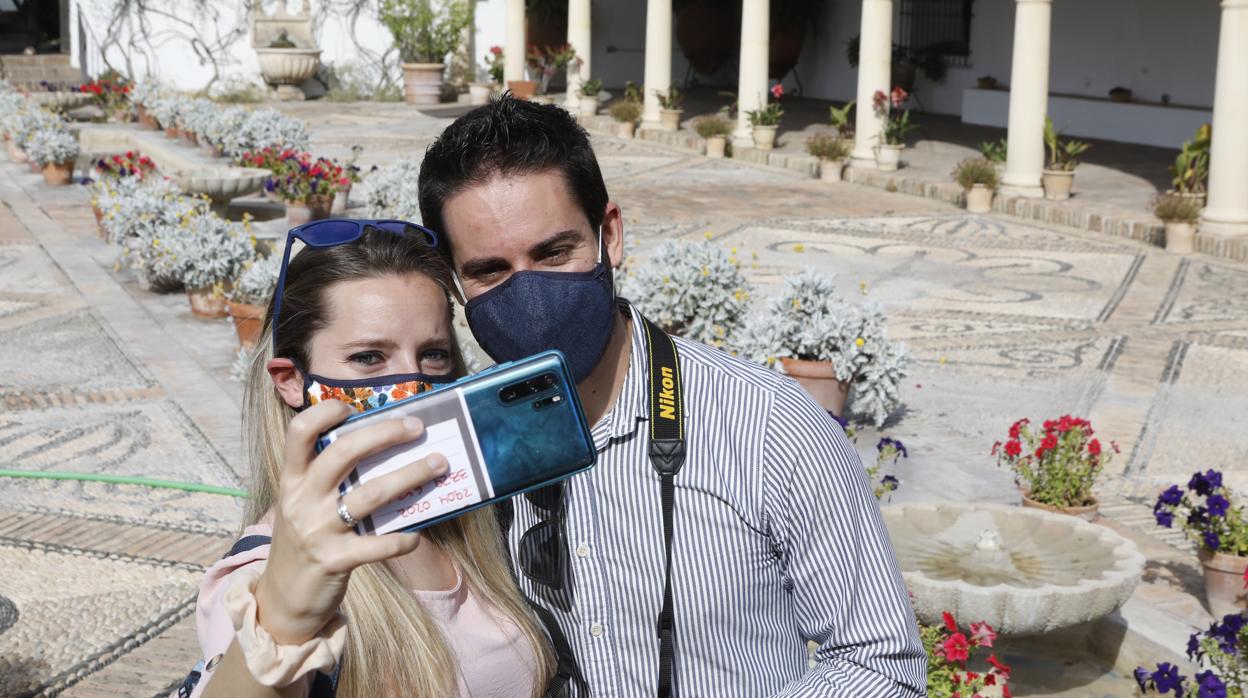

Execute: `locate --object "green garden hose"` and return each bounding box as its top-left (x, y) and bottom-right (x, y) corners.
top-left (0, 469), bottom-right (248, 498)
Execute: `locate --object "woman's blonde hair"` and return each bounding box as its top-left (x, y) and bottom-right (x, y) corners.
top-left (241, 229), bottom-right (554, 697)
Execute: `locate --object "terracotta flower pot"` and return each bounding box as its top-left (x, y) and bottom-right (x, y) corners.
top-left (401, 62), bottom-right (445, 105)
top-left (779, 357), bottom-right (850, 416)
top-left (183, 131), bottom-right (199, 147)
top-left (228, 301), bottom-right (266, 348)
top-left (187, 287), bottom-right (228, 319)
top-left (1198, 549), bottom-right (1248, 619)
top-left (876, 144), bottom-right (904, 171)
top-left (1165, 221), bottom-right (1196, 254)
top-left (508, 80), bottom-right (537, 100)
top-left (965, 183), bottom-right (994, 213)
top-left (6, 139), bottom-right (28, 163)
top-left (752, 125), bottom-right (778, 150)
top-left (615, 121), bottom-right (636, 138)
top-left (165, 126), bottom-right (181, 140)
top-left (286, 197), bottom-right (332, 227)
top-left (111, 108), bottom-right (130, 123)
top-left (1042, 169), bottom-right (1076, 201)
top-left (137, 105), bottom-right (157, 129)
top-left (659, 108), bottom-right (683, 131)
top-left (42, 160), bottom-right (74, 186)
top-left (1020, 492), bottom-right (1099, 522)
top-left (705, 135), bottom-right (727, 159)
top-left (820, 158), bottom-right (844, 183)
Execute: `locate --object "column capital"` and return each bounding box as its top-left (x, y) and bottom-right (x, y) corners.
top-left (1222, 0), bottom-right (1248, 8)
top-left (1015, 0), bottom-right (1053, 4)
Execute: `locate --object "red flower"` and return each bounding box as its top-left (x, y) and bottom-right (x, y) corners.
top-left (1035, 433), bottom-right (1058, 458)
top-left (1087, 439), bottom-right (1102, 456)
top-left (1004, 440), bottom-right (1021, 458)
top-left (987, 653), bottom-right (1011, 678)
top-left (942, 611), bottom-right (958, 632)
top-left (770, 83), bottom-right (785, 100)
top-left (890, 86), bottom-right (908, 109)
top-left (490, 45), bottom-right (503, 56)
top-left (942, 633), bottom-right (970, 663)
top-left (1008, 418), bottom-right (1028, 439)
top-left (969, 621), bottom-right (997, 648)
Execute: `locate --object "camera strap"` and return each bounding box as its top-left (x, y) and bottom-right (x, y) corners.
top-left (640, 314), bottom-right (685, 698)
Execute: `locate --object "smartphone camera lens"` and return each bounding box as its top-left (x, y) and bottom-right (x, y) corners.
top-left (501, 388), bottom-right (518, 402)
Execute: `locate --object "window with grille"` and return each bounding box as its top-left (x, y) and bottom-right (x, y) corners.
top-left (898, 0), bottom-right (975, 66)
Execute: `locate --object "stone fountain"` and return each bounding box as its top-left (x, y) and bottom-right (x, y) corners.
top-left (252, 1), bottom-right (321, 101)
top-left (171, 167), bottom-right (271, 212)
top-left (883, 503), bottom-right (1145, 635)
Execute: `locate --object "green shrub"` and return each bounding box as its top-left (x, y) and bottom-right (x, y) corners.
top-left (806, 133), bottom-right (850, 160)
top-left (952, 157), bottom-right (1000, 190)
top-left (694, 115), bottom-right (733, 139)
top-left (1153, 193), bottom-right (1202, 223)
top-left (608, 100), bottom-right (642, 124)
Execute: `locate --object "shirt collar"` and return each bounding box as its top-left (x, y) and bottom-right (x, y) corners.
top-left (590, 300), bottom-right (651, 449)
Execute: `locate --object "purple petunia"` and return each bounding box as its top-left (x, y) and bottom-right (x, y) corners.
top-left (1134, 666), bottom-right (1152, 692)
top-left (880, 475), bottom-right (899, 491)
top-left (1190, 471), bottom-right (1213, 496)
top-left (1152, 663), bottom-right (1186, 694)
top-left (1158, 485), bottom-right (1184, 507)
top-left (1207, 494), bottom-right (1230, 518)
top-left (1187, 632), bottom-right (1202, 660)
top-left (1195, 670), bottom-right (1227, 698)
top-left (1154, 506), bottom-right (1174, 528)
top-left (1189, 506), bottom-right (1209, 527)
top-left (877, 438), bottom-right (908, 458)
top-left (828, 412), bottom-right (849, 428)
top-left (1204, 531), bottom-right (1221, 552)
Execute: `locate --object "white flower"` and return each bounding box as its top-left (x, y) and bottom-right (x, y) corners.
top-left (24, 124), bottom-right (79, 166)
top-left (229, 251), bottom-right (282, 305)
top-left (363, 159), bottom-right (423, 221)
top-left (620, 240), bottom-right (753, 346)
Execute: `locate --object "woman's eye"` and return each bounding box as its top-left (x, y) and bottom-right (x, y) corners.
top-left (420, 349), bottom-right (453, 372)
top-left (348, 351), bottom-right (383, 366)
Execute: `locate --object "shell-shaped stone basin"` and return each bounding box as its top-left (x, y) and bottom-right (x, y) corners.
top-left (29, 91), bottom-right (93, 111)
top-left (172, 167), bottom-right (270, 203)
top-left (883, 502), bottom-right (1145, 635)
top-left (255, 48), bottom-right (322, 86)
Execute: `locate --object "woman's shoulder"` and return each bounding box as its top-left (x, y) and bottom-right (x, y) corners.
top-left (195, 523), bottom-right (275, 656)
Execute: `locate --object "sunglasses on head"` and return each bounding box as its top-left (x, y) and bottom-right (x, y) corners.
top-left (270, 219), bottom-right (440, 352)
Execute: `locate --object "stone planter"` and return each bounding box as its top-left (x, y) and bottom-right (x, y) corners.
top-left (965, 184), bottom-right (994, 213)
top-left (1164, 221), bottom-right (1197, 254)
top-left (256, 47), bottom-right (322, 101)
top-left (579, 95), bottom-right (599, 116)
top-left (659, 108), bottom-right (683, 131)
top-left (752, 125), bottom-right (778, 150)
top-left (779, 357), bottom-right (849, 416)
top-left (228, 301), bottom-right (266, 348)
top-left (508, 80), bottom-right (537, 100)
top-left (137, 106), bottom-right (158, 130)
top-left (401, 63), bottom-right (445, 106)
top-left (1042, 169), bottom-right (1076, 201)
top-left (187, 288), bottom-right (228, 319)
top-left (1021, 492), bottom-right (1099, 522)
top-left (41, 160), bottom-right (74, 186)
top-left (286, 197), bottom-right (332, 227)
top-left (171, 168), bottom-right (270, 206)
top-left (1198, 549), bottom-right (1248, 619)
top-left (614, 121), bottom-right (636, 138)
top-left (6, 139), bottom-right (28, 163)
top-left (819, 158), bottom-right (844, 183)
top-left (332, 183), bottom-right (352, 215)
top-left (705, 136), bottom-right (727, 159)
top-left (468, 83), bottom-right (493, 105)
top-left (876, 144), bottom-right (904, 171)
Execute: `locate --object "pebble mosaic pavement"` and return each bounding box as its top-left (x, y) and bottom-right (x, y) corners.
top-left (0, 101), bottom-right (1245, 695)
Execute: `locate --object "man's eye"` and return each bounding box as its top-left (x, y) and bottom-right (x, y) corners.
top-left (543, 247), bottom-right (571, 261)
top-left (349, 351), bottom-right (383, 366)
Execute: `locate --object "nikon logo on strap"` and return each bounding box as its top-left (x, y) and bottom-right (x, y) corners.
top-left (657, 366), bottom-right (677, 421)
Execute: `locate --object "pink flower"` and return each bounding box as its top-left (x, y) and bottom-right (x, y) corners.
top-left (872, 89), bottom-right (887, 112)
top-left (490, 45), bottom-right (502, 56)
top-left (890, 86), bottom-right (908, 109)
top-left (942, 611), bottom-right (958, 633)
top-left (770, 83), bottom-right (785, 100)
top-left (942, 633), bottom-right (970, 663)
top-left (969, 621), bottom-right (997, 648)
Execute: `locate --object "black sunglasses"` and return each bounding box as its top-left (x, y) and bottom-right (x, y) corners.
top-left (270, 219), bottom-right (440, 352)
top-left (518, 482), bottom-right (567, 591)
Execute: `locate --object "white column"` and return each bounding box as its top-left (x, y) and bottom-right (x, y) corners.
top-left (732, 0), bottom-right (769, 147)
top-left (1201, 0), bottom-right (1248, 238)
top-left (641, 0), bottom-right (672, 127)
top-left (503, 0), bottom-right (525, 84)
top-left (1000, 0), bottom-right (1052, 198)
top-left (849, 0), bottom-right (892, 166)
top-left (565, 0), bottom-right (592, 111)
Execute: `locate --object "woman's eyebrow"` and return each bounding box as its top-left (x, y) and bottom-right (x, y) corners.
top-left (338, 338), bottom-right (398, 351)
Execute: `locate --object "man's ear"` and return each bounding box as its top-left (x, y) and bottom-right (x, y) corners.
top-left (601, 202), bottom-right (624, 269)
top-left (267, 358), bottom-right (305, 409)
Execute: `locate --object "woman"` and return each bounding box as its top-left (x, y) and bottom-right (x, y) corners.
top-left (183, 223), bottom-right (554, 697)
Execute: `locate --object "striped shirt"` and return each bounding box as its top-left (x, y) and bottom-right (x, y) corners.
top-left (507, 303), bottom-right (927, 696)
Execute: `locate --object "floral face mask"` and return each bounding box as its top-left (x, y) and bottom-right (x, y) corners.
top-left (302, 371), bottom-right (456, 413)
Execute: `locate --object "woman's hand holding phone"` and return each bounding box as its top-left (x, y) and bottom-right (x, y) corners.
top-left (255, 400), bottom-right (450, 645)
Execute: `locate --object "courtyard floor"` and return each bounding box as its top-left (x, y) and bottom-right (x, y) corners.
top-left (1, 100), bottom-right (1246, 695)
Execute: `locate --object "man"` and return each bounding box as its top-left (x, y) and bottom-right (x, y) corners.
top-left (418, 96), bottom-right (925, 696)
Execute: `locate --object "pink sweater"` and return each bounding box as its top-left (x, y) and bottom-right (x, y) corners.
top-left (180, 524), bottom-right (541, 697)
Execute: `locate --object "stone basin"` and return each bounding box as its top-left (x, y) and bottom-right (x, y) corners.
top-left (883, 502), bottom-right (1145, 635)
top-left (171, 167), bottom-right (270, 203)
top-left (28, 91), bottom-right (93, 111)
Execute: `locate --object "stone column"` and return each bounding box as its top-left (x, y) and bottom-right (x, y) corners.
top-left (1000, 0), bottom-right (1053, 198)
top-left (565, 0), bottom-right (592, 111)
top-left (641, 0), bottom-right (672, 127)
top-left (503, 0), bottom-right (525, 84)
top-left (1201, 0), bottom-right (1248, 238)
top-left (849, 0), bottom-right (893, 166)
top-left (732, 0), bottom-right (770, 148)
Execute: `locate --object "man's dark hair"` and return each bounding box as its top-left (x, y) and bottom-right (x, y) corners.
top-left (418, 94), bottom-right (609, 259)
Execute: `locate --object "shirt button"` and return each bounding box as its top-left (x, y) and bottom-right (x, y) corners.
top-left (576, 543), bottom-right (590, 558)
top-left (589, 623), bottom-right (604, 637)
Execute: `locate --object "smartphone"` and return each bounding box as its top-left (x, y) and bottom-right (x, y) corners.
top-left (316, 351), bottom-right (596, 535)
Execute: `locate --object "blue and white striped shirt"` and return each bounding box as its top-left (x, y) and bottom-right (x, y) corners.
top-left (507, 304), bottom-right (927, 696)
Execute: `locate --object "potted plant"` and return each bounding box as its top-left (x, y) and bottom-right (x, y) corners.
top-left (176, 98), bottom-right (218, 148)
top-left (227, 253), bottom-right (281, 348)
top-left (150, 96), bottom-right (186, 138)
top-left (379, 0), bottom-right (474, 106)
top-left (168, 209), bottom-right (257, 318)
top-left (271, 151), bottom-right (346, 225)
top-left (993, 415), bottom-right (1117, 520)
top-left (746, 84), bottom-right (785, 150)
top-left (80, 72), bottom-right (133, 122)
top-left (976, 75), bottom-right (999, 90)
top-left (952, 157), bottom-right (1000, 213)
top-left (608, 99), bottom-right (642, 138)
top-left (1134, 615), bottom-right (1246, 698)
top-left (525, 43), bottom-right (578, 100)
top-left (873, 87), bottom-right (916, 171)
top-left (25, 125), bottom-right (79, 186)
top-left (578, 77), bottom-right (603, 116)
top-left (362, 158), bottom-right (423, 219)
top-left (104, 177), bottom-right (198, 292)
top-left (467, 69), bottom-right (494, 105)
top-left (485, 45), bottom-right (505, 88)
top-left (222, 108), bottom-right (310, 161)
top-left (199, 105), bottom-right (247, 159)
top-left (737, 268), bottom-right (908, 424)
top-left (1108, 86), bottom-right (1133, 103)
top-left (807, 133), bottom-right (851, 183)
top-left (694, 115), bottom-right (733, 158)
top-left (131, 82), bottom-right (161, 129)
top-left (619, 239), bottom-right (753, 348)
top-left (654, 85), bottom-right (684, 131)
top-left (1154, 193), bottom-right (1202, 254)
top-left (332, 145), bottom-right (364, 215)
top-left (921, 612), bottom-right (1013, 698)
top-left (1152, 470), bottom-right (1248, 618)
top-left (979, 138), bottom-right (1008, 164)
top-left (1169, 124), bottom-right (1211, 206)
top-left (1042, 117), bottom-right (1090, 201)
top-left (828, 100), bottom-right (855, 140)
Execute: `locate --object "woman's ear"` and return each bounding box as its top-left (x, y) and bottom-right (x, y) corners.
top-left (267, 358), bottom-right (305, 409)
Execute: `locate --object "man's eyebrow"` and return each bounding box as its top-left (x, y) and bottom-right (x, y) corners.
top-left (529, 229), bottom-right (587, 257)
